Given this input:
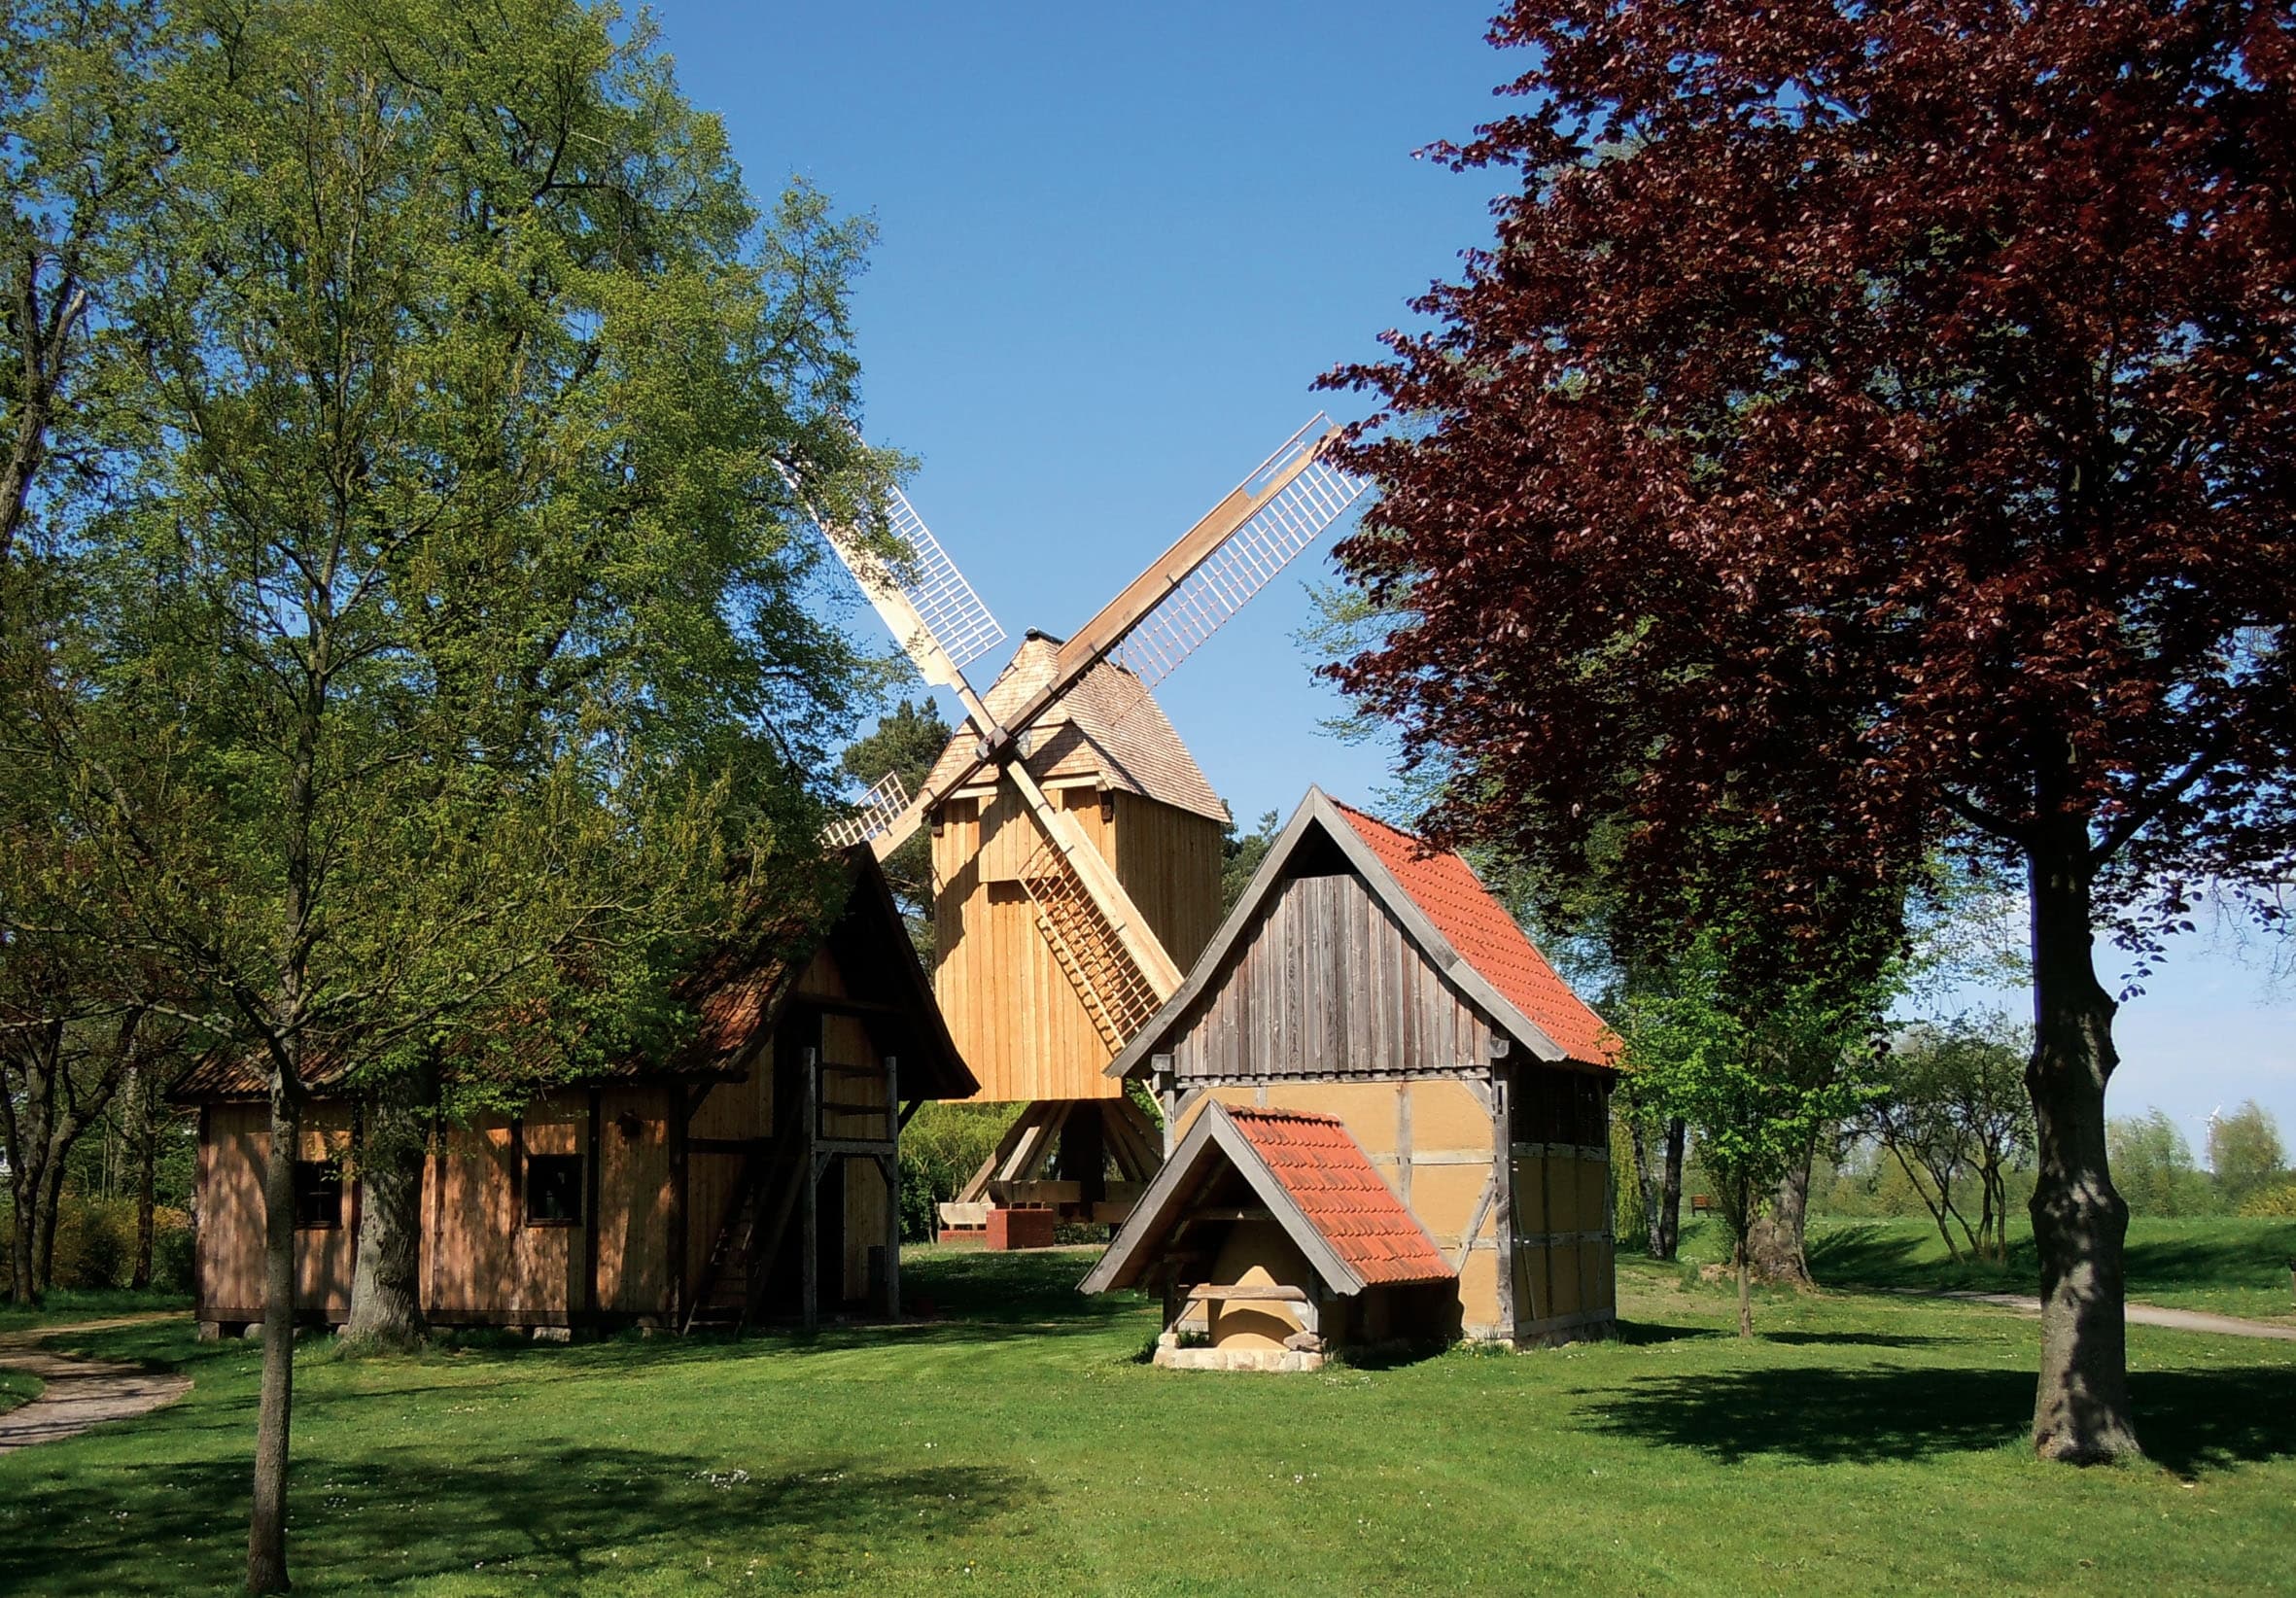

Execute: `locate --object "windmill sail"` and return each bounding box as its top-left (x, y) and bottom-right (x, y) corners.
top-left (787, 452), bottom-right (1006, 691)
top-left (1106, 415), bottom-right (1370, 691)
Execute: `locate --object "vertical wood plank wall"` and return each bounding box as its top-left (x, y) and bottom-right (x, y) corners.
top-left (192, 1104), bottom-right (357, 1317)
top-left (1168, 869), bottom-right (1498, 1083)
top-left (193, 944), bottom-right (913, 1327)
top-left (932, 784), bottom-right (1223, 1104)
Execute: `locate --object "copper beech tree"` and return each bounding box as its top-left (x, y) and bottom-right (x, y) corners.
top-left (1323, 1), bottom-right (2294, 1463)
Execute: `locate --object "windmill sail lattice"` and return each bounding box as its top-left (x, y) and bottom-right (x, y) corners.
top-left (1108, 424), bottom-right (1370, 692)
top-left (879, 484), bottom-right (1007, 679)
top-left (823, 769), bottom-right (912, 851)
top-left (1018, 837), bottom-right (1168, 1052)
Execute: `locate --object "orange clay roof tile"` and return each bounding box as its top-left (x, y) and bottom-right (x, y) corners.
top-left (1329, 801), bottom-right (1618, 1068)
top-left (1222, 1105), bottom-right (1456, 1286)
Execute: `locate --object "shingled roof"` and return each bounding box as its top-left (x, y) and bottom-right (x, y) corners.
top-left (919, 633), bottom-right (1229, 825)
top-left (1079, 1099), bottom-right (1455, 1297)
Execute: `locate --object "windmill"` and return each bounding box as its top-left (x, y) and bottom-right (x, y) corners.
top-left (810, 414), bottom-right (1369, 1233)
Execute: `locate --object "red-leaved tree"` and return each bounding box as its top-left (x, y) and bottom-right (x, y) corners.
top-left (1323, 0), bottom-right (2294, 1462)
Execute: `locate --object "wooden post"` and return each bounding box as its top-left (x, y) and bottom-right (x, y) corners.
top-left (800, 1048), bottom-right (818, 1334)
top-left (1490, 1068), bottom-right (1516, 1338)
top-left (668, 1085), bottom-right (689, 1327)
top-left (884, 1057), bottom-right (901, 1318)
top-left (583, 1088), bottom-right (603, 1318)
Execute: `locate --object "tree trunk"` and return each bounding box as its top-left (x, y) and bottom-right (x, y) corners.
top-left (1651, 1117), bottom-right (1686, 1260)
top-left (344, 1054), bottom-right (437, 1347)
top-left (2025, 820), bottom-right (2140, 1464)
top-left (127, 1065), bottom-right (157, 1290)
top-left (35, 1155), bottom-right (65, 1296)
top-left (247, 1077), bottom-right (300, 1594)
top-left (6, 1170), bottom-right (37, 1304)
top-left (1734, 1231), bottom-right (1753, 1337)
top-left (1749, 1140), bottom-right (1814, 1286)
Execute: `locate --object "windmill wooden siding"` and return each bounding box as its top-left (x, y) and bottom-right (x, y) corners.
top-left (932, 783), bottom-right (1221, 1104)
top-left (180, 856), bottom-right (973, 1333)
top-left (1101, 788), bottom-right (1621, 1347)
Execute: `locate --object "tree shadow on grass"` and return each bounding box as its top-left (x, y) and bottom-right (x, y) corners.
top-left (1614, 1321), bottom-right (1726, 1347)
top-left (4, 1445), bottom-right (1032, 1596)
top-left (1581, 1363), bottom-right (2296, 1476)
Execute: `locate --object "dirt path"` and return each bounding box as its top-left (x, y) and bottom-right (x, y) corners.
top-left (1921, 1290), bottom-right (2296, 1342)
top-left (0, 1316), bottom-right (191, 1453)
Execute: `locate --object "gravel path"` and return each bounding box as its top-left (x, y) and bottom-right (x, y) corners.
top-left (1923, 1290), bottom-right (2296, 1342)
top-left (0, 1316), bottom-right (191, 1453)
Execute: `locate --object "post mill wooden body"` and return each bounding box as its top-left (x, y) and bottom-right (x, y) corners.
top-left (804, 416), bottom-right (1370, 1231)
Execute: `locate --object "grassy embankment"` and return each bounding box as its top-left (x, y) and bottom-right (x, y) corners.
top-left (2, 1239), bottom-right (2293, 1596)
top-left (1668, 1213), bottom-right (2296, 1322)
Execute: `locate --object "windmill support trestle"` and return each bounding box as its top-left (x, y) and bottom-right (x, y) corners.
top-left (938, 1095), bottom-right (1166, 1247)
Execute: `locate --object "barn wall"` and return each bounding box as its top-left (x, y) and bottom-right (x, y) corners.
top-left (192, 1102), bottom-right (356, 1320)
top-left (598, 1084), bottom-right (673, 1315)
top-left (1507, 1064), bottom-right (1617, 1340)
top-left (1176, 1077), bottom-right (1510, 1339)
top-left (1166, 869), bottom-right (1500, 1084)
top-left (931, 786), bottom-right (1135, 1102)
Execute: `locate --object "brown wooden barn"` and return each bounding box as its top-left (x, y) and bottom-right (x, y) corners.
top-left (172, 853), bottom-right (976, 1337)
top-left (1084, 787), bottom-right (1620, 1355)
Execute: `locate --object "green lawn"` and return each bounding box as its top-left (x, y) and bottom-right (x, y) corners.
top-left (1742, 1214), bottom-right (2296, 1321)
top-left (0, 1287), bottom-right (192, 1333)
top-left (0, 1366), bottom-right (40, 1414)
top-left (1, 1248), bottom-right (2291, 1596)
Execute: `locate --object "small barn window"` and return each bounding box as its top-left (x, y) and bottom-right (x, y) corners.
top-left (292, 1162), bottom-right (342, 1231)
top-left (524, 1154), bottom-right (584, 1226)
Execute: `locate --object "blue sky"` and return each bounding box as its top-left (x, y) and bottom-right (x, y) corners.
top-left (651, 1), bottom-right (2295, 1161)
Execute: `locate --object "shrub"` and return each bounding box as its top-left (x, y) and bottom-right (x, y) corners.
top-left (898, 1102), bottom-right (1022, 1241)
top-left (2237, 1180), bottom-right (2296, 1219)
top-left (2, 1198), bottom-right (196, 1293)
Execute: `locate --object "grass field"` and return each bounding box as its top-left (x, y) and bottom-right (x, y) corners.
top-left (2, 1245), bottom-right (2292, 1596)
top-left (0, 1366), bottom-right (40, 1414)
top-left (0, 1287), bottom-right (192, 1334)
top-left (1743, 1214), bottom-right (2296, 1321)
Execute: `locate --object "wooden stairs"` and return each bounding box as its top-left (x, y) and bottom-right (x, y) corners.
top-left (682, 1112), bottom-right (811, 1335)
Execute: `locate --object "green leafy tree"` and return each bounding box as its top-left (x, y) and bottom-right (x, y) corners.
top-left (840, 698), bottom-right (953, 953)
top-left (1621, 928), bottom-right (1874, 1335)
top-left (1866, 1015), bottom-right (2035, 1265)
top-left (2107, 1111), bottom-right (2213, 1220)
top-left (20, 3), bottom-right (886, 1587)
top-left (2207, 1101), bottom-right (2284, 1210)
top-left (1221, 810), bottom-right (1279, 915)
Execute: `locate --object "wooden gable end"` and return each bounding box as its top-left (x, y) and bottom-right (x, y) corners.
top-left (1161, 859), bottom-right (1502, 1086)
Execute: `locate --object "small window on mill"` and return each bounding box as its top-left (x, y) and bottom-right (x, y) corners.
top-left (292, 1161), bottom-right (342, 1231)
top-left (525, 1154), bottom-right (583, 1225)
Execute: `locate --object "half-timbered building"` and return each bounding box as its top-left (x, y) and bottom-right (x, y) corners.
top-left (174, 853), bottom-right (975, 1337)
top-left (1084, 787), bottom-right (1618, 1354)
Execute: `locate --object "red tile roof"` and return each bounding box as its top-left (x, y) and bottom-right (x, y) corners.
top-left (1330, 801), bottom-right (1618, 1068)
top-left (1223, 1106), bottom-right (1455, 1287)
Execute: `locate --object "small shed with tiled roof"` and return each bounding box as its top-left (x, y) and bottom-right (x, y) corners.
top-left (174, 851), bottom-right (975, 1337)
top-left (1080, 1101), bottom-right (1460, 1370)
top-left (1095, 787), bottom-right (1620, 1348)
